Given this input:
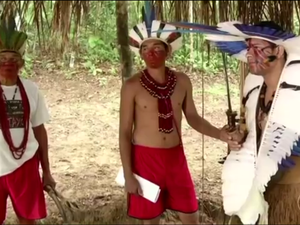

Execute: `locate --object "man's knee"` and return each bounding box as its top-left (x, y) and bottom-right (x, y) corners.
top-left (178, 211), bottom-right (200, 224)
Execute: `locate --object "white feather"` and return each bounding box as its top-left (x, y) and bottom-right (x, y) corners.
top-left (232, 50), bottom-right (247, 63)
top-left (282, 36), bottom-right (300, 54)
top-left (156, 22), bottom-right (173, 39)
top-left (243, 74), bottom-right (263, 96)
top-left (129, 28), bottom-right (143, 54)
top-left (217, 20), bottom-right (243, 26)
top-left (222, 130), bottom-right (256, 215)
top-left (281, 60), bottom-right (300, 84)
top-left (271, 91), bottom-right (300, 132)
top-left (236, 185), bottom-right (267, 224)
top-left (222, 73), bottom-right (265, 222)
top-left (216, 21), bottom-right (250, 37)
top-left (150, 20), bottom-right (161, 38)
top-left (148, 21), bottom-right (183, 52)
top-left (170, 37), bottom-right (183, 52)
top-left (205, 34), bottom-right (245, 42)
top-left (205, 34), bottom-right (248, 62)
top-left (218, 24), bottom-right (300, 224)
top-left (254, 54), bottom-right (300, 194)
top-left (129, 20), bottom-right (183, 55)
top-left (137, 22), bottom-right (148, 41)
top-left (205, 21), bottom-right (300, 62)
top-left (129, 29), bottom-right (142, 43)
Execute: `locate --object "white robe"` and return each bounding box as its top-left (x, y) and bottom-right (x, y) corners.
top-left (222, 55), bottom-right (300, 224)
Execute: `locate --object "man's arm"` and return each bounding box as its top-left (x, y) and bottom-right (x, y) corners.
top-left (33, 124), bottom-right (50, 174)
top-left (31, 90), bottom-right (51, 174)
top-left (119, 78), bottom-right (135, 179)
top-left (181, 74), bottom-right (221, 140)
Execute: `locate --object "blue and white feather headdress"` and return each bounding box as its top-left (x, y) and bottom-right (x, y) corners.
top-left (154, 21), bottom-right (300, 224)
top-left (155, 21), bottom-right (300, 62)
top-left (129, 1), bottom-right (183, 55)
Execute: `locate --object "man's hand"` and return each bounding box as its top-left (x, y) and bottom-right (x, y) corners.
top-left (219, 126), bottom-right (243, 150)
top-left (229, 128), bottom-right (246, 150)
top-left (43, 172), bottom-right (56, 190)
top-left (125, 175), bottom-right (143, 196)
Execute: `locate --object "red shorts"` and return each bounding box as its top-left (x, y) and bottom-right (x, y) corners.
top-left (127, 144), bottom-right (198, 220)
top-left (0, 155), bottom-right (47, 223)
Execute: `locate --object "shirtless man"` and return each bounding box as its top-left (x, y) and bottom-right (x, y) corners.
top-left (119, 15), bottom-right (238, 224)
top-left (0, 17), bottom-right (55, 225)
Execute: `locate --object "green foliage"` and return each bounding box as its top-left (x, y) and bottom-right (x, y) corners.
top-left (19, 1), bottom-right (295, 78)
top-left (18, 1), bottom-right (238, 77)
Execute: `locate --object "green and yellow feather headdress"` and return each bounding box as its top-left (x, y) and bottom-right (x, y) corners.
top-left (0, 15), bottom-right (27, 56)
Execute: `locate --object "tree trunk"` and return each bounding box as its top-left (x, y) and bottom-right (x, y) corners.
top-left (189, 1), bottom-right (194, 72)
top-left (116, 1), bottom-right (132, 83)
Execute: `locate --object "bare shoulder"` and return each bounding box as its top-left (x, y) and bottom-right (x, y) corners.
top-left (124, 72), bottom-right (142, 85)
top-left (173, 70), bottom-right (192, 87)
top-left (121, 72), bottom-right (142, 96)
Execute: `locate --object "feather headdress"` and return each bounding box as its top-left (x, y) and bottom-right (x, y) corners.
top-left (156, 20), bottom-right (300, 224)
top-left (0, 15), bottom-right (27, 56)
top-left (155, 20), bottom-right (300, 62)
top-left (129, 1), bottom-right (182, 55)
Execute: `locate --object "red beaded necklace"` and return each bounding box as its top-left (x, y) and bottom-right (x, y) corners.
top-left (140, 67), bottom-right (177, 133)
top-left (0, 77), bottom-right (30, 159)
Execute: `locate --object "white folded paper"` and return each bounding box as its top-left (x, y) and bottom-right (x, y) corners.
top-left (115, 167), bottom-right (161, 203)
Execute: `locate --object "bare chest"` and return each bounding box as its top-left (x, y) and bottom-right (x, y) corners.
top-left (257, 89), bottom-right (275, 131)
top-left (135, 84), bottom-right (186, 113)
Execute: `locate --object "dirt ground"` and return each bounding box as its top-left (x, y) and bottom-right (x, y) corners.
top-left (6, 66), bottom-right (240, 224)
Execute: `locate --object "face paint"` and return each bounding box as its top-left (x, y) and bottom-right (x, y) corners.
top-left (246, 40), bottom-right (275, 74)
top-left (142, 48), bottom-right (167, 69)
top-left (0, 52), bottom-right (22, 79)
